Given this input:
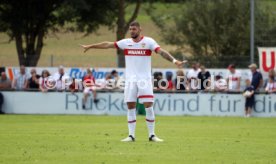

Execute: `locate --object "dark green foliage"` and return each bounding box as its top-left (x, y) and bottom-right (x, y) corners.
top-left (0, 0), bottom-right (117, 66)
top-left (149, 0), bottom-right (276, 68)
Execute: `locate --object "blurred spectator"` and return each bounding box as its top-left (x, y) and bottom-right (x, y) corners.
top-left (69, 78), bottom-right (83, 93)
top-left (226, 64), bottom-right (241, 91)
top-left (265, 69), bottom-right (276, 93)
top-left (174, 69), bottom-right (186, 91)
top-left (39, 70), bottom-right (50, 92)
top-left (249, 63), bottom-right (263, 91)
top-left (0, 72), bottom-right (11, 89)
top-left (110, 70), bottom-right (121, 89)
top-left (103, 73), bottom-right (116, 90)
top-left (0, 92), bottom-right (3, 114)
top-left (53, 66), bottom-right (69, 91)
top-left (214, 75), bottom-right (227, 92)
top-left (27, 68), bottom-right (40, 90)
top-left (12, 65), bottom-right (28, 90)
top-left (243, 79), bottom-right (255, 117)
top-left (82, 68), bottom-right (98, 109)
top-left (111, 70), bottom-right (120, 82)
top-left (153, 72), bottom-right (165, 90)
top-left (187, 62), bottom-right (200, 90)
top-left (197, 65), bottom-right (211, 91)
top-left (166, 72), bottom-right (174, 90)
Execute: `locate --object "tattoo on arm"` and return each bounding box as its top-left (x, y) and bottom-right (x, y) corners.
top-left (158, 49), bottom-right (175, 62)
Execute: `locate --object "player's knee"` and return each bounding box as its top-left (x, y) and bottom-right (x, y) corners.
top-left (127, 102), bottom-right (136, 109)
top-left (144, 102), bottom-right (153, 108)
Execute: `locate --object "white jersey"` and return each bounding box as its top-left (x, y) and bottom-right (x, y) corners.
top-left (265, 81), bottom-right (276, 91)
top-left (187, 68), bottom-right (200, 90)
top-left (115, 36), bottom-right (160, 81)
top-left (187, 69), bottom-right (200, 79)
top-left (227, 70), bottom-right (241, 90)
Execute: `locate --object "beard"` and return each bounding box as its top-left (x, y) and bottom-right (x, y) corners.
top-left (131, 33), bottom-right (139, 39)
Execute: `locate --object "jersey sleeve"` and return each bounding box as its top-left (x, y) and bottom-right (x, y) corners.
top-left (114, 39), bottom-right (127, 50)
top-left (206, 71), bottom-right (211, 78)
top-left (226, 71), bottom-right (230, 79)
top-left (259, 72), bottom-right (263, 79)
top-left (187, 70), bottom-right (192, 79)
top-left (39, 78), bottom-right (43, 85)
top-left (236, 71), bottom-right (242, 78)
top-left (265, 83), bottom-right (269, 91)
top-left (149, 38), bottom-right (160, 53)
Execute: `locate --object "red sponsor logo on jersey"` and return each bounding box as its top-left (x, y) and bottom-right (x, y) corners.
top-left (230, 77), bottom-right (239, 81)
top-left (124, 49), bottom-right (151, 56)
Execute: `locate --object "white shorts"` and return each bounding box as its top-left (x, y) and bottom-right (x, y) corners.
top-left (83, 86), bottom-right (96, 94)
top-left (124, 79), bottom-right (154, 103)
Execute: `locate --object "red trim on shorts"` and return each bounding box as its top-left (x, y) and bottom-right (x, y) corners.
top-left (154, 47), bottom-right (161, 53)
top-left (114, 42), bottom-right (119, 49)
top-left (128, 120), bottom-right (136, 123)
top-left (138, 95), bottom-right (154, 99)
top-left (146, 119), bottom-right (155, 122)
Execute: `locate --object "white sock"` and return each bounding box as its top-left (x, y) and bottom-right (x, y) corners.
top-left (127, 108), bottom-right (136, 137)
top-left (145, 107), bottom-right (155, 137)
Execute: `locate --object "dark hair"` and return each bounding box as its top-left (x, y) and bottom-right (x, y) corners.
top-left (228, 64), bottom-right (235, 69)
top-left (215, 75), bottom-right (222, 80)
top-left (41, 70), bottom-right (50, 77)
top-left (87, 68), bottom-right (92, 74)
top-left (153, 72), bottom-right (163, 79)
top-left (129, 21), bottom-right (140, 27)
top-left (111, 70), bottom-right (118, 75)
top-left (166, 72), bottom-right (173, 81)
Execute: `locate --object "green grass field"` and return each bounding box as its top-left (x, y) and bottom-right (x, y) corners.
top-left (0, 115), bottom-right (276, 164)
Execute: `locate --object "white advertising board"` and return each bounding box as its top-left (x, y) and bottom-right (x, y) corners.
top-left (2, 92), bottom-right (276, 117)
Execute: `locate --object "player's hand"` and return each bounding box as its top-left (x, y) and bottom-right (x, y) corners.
top-left (80, 44), bottom-right (90, 53)
top-left (175, 60), bottom-right (188, 67)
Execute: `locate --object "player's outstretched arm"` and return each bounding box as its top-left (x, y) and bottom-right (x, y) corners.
top-left (80, 41), bottom-right (115, 53)
top-left (156, 48), bottom-right (187, 67)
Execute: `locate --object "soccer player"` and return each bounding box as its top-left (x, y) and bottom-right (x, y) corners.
top-left (80, 21), bottom-right (187, 142)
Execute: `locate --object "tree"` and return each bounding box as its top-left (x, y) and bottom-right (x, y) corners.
top-left (0, 0), bottom-right (117, 66)
top-left (116, 0), bottom-right (141, 67)
top-left (149, 0), bottom-right (276, 67)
